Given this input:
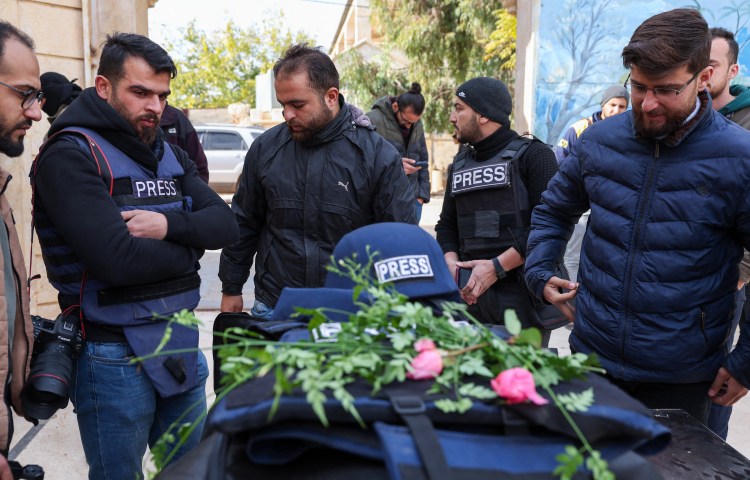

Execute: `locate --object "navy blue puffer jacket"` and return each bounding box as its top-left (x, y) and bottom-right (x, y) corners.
top-left (526, 94), bottom-right (750, 388)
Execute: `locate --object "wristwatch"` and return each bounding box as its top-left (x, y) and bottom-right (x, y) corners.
top-left (491, 257), bottom-right (507, 280)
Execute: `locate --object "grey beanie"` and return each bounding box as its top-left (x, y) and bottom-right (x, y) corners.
top-left (456, 77), bottom-right (512, 126)
top-left (600, 85), bottom-right (630, 107)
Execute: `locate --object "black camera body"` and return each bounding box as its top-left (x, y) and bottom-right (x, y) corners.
top-left (8, 460), bottom-right (44, 480)
top-left (21, 313), bottom-right (84, 420)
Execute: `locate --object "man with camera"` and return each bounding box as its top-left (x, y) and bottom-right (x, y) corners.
top-left (0, 21), bottom-right (43, 480)
top-left (30, 33), bottom-right (238, 480)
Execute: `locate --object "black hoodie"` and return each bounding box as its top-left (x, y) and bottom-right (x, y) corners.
top-left (33, 88), bottom-right (239, 293)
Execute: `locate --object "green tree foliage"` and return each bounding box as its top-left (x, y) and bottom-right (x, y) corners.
top-left (165, 18), bottom-right (313, 109)
top-left (338, 49), bottom-right (409, 111)
top-left (339, 0), bottom-right (514, 133)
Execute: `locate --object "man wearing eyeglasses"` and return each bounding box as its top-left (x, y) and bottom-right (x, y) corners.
top-left (526, 8), bottom-right (750, 424)
top-left (0, 21), bottom-right (42, 480)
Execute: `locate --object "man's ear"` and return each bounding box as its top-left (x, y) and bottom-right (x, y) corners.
top-left (697, 66), bottom-right (713, 91)
top-left (391, 101), bottom-right (399, 113)
top-left (478, 115), bottom-right (491, 126)
top-left (324, 87), bottom-right (339, 108)
top-left (729, 63), bottom-right (740, 82)
top-left (94, 75), bottom-right (111, 101)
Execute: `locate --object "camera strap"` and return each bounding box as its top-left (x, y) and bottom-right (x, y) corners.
top-left (29, 129), bottom-right (114, 327)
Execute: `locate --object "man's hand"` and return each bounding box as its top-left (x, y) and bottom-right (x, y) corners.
top-left (402, 158), bottom-right (421, 175)
top-left (542, 276), bottom-right (578, 322)
top-left (457, 259), bottom-right (497, 305)
top-left (121, 210), bottom-right (168, 240)
top-left (0, 455), bottom-right (12, 480)
top-left (709, 367), bottom-right (749, 406)
top-left (221, 294), bottom-right (244, 313)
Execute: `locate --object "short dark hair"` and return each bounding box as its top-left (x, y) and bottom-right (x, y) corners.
top-left (710, 27), bottom-right (739, 65)
top-left (273, 43), bottom-right (339, 95)
top-left (97, 32), bottom-right (177, 84)
top-left (0, 21), bottom-right (35, 72)
top-left (622, 8), bottom-right (710, 77)
top-left (397, 82), bottom-right (426, 116)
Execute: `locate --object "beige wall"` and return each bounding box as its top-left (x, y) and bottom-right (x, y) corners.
top-left (1, 0), bottom-right (155, 316)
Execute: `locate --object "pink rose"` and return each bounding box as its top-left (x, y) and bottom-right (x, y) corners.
top-left (490, 367), bottom-right (548, 405)
top-left (414, 338), bottom-right (437, 352)
top-left (407, 338), bottom-right (443, 380)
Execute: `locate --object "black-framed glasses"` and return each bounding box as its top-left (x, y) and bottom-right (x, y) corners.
top-left (0, 80), bottom-right (44, 109)
top-left (624, 70), bottom-right (702, 99)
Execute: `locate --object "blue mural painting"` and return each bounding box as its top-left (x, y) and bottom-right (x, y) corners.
top-left (534, 0), bottom-right (750, 144)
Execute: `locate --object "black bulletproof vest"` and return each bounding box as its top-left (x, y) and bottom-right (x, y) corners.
top-left (451, 137), bottom-right (534, 260)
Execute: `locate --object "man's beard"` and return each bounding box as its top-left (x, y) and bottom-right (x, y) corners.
top-left (110, 92), bottom-right (160, 145)
top-left (456, 115), bottom-right (482, 144)
top-left (633, 94), bottom-right (697, 138)
top-left (287, 97), bottom-right (334, 143)
top-left (708, 75), bottom-right (728, 100)
top-left (0, 120), bottom-right (31, 157)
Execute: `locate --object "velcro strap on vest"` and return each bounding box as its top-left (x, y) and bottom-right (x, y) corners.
top-left (96, 271), bottom-right (201, 307)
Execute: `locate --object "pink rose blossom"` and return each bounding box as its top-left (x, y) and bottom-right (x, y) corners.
top-left (407, 339), bottom-right (443, 380)
top-left (414, 338), bottom-right (437, 352)
top-left (490, 367), bottom-right (548, 405)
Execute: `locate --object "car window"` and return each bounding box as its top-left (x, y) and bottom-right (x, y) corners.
top-left (205, 131), bottom-right (246, 151)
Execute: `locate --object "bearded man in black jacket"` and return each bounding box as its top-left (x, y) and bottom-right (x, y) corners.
top-left (31, 33), bottom-right (238, 480)
top-left (219, 44), bottom-right (414, 318)
top-left (435, 77), bottom-right (559, 345)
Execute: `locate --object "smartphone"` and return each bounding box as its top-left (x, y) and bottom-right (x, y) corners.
top-left (455, 266), bottom-right (471, 289)
top-left (413, 160), bottom-right (428, 168)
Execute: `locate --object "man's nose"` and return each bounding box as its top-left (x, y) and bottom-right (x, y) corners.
top-left (25, 99), bottom-right (42, 122)
top-left (640, 90), bottom-right (660, 112)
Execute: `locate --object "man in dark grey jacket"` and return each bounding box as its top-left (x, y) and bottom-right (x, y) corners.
top-left (219, 44), bottom-right (414, 317)
top-left (367, 83), bottom-right (430, 221)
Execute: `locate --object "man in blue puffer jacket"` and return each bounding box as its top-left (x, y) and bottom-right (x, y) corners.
top-left (525, 8), bottom-right (750, 425)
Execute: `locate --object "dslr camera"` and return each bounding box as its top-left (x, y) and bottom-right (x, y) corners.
top-left (21, 313), bottom-right (83, 420)
top-left (8, 460), bottom-right (44, 480)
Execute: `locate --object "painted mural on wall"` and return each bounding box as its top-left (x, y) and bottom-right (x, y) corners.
top-left (534, 0), bottom-right (750, 144)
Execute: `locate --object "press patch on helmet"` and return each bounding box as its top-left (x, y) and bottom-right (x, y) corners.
top-left (374, 255), bottom-right (434, 284)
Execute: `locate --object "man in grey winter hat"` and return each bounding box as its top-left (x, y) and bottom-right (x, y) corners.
top-left (555, 85), bottom-right (629, 163)
top-left (435, 77), bottom-right (560, 346)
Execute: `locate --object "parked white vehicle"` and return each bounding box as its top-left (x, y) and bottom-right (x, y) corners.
top-left (195, 124), bottom-right (265, 193)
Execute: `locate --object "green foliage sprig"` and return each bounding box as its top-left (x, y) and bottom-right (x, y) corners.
top-left (145, 253), bottom-right (613, 478)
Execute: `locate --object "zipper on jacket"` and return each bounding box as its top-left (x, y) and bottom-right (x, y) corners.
top-left (619, 142), bottom-right (660, 376)
top-left (698, 308), bottom-right (709, 345)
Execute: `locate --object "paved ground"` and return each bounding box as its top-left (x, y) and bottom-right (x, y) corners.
top-left (9, 196), bottom-right (750, 478)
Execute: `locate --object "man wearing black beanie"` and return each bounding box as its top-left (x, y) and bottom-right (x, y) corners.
top-left (40, 71), bottom-right (82, 124)
top-left (435, 77), bottom-right (560, 345)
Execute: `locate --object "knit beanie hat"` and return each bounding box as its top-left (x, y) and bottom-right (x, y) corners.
top-left (455, 77), bottom-right (512, 126)
top-left (600, 85), bottom-right (630, 107)
top-left (40, 72), bottom-right (82, 117)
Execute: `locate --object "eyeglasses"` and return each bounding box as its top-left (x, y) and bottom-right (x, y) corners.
top-left (397, 110), bottom-right (419, 128)
top-left (0, 80), bottom-right (44, 110)
top-left (624, 70), bottom-right (702, 99)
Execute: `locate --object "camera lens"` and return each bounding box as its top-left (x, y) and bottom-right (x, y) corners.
top-left (22, 345), bottom-right (74, 420)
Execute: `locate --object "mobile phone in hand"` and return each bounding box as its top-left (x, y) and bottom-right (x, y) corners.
top-left (413, 160), bottom-right (428, 168)
top-left (455, 266), bottom-right (471, 288)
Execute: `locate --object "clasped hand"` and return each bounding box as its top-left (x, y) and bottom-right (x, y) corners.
top-left (121, 210), bottom-right (168, 240)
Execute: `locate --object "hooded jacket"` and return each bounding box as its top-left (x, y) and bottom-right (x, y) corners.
top-left (219, 97), bottom-right (416, 307)
top-left (32, 88), bottom-right (239, 324)
top-left (0, 171), bottom-right (33, 454)
top-left (366, 96), bottom-right (431, 202)
top-left (526, 91), bottom-right (750, 387)
top-left (718, 84), bottom-right (750, 130)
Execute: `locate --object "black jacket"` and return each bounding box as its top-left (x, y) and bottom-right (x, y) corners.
top-left (33, 88), bottom-right (239, 292)
top-left (219, 99), bottom-right (416, 306)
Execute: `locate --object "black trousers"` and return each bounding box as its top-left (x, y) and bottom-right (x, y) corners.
top-left (604, 376), bottom-right (712, 425)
